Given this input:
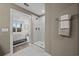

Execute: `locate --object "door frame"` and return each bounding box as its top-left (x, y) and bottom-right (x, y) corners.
top-left (9, 8), bottom-right (32, 55)
top-left (10, 8), bottom-right (13, 55)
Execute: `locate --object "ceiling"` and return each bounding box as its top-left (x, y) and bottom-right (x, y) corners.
top-left (15, 3), bottom-right (45, 16)
top-left (11, 8), bottom-right (31, 23)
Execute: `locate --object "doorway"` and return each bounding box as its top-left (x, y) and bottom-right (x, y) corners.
top-left (10, 4), bottom-right (45, 54)
top-left (10, 8), bottom-right (31, 53)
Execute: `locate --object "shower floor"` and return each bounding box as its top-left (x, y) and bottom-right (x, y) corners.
top-left (34, 41), bottom-right (45, 48)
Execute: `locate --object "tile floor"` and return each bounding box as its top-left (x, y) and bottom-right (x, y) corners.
top-left (13, 43), bottom-right (29, 53)
top-left (34, 41), bottom-right (45, 48)
top-left (12, 44), bottom-right (51, 56)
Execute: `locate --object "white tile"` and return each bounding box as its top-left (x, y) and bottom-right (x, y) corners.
top-left (34, 41), bottom-right (45, 48)
top-left (12, 44), bottom-right (51, 56)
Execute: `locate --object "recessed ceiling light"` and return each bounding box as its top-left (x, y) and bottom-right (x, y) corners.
top-left (42, 10), bottom-right (45, 14)
top-left (24, 3), bottom-right (29, 7)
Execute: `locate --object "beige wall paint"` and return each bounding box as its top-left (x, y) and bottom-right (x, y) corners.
top-left (0, 3), bottom-right (37, 55)
top-left (45, 3), bottom-right (79, 56)
top-left (0, 4), bottom-right (10, 55)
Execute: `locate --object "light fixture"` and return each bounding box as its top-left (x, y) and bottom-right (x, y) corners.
top-left (42, 10), bottom-right (45, 14)
top-left (24, 3), bottom-right (29, 7)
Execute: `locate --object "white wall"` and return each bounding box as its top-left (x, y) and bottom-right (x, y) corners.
top-left (32, 15), bottom-right (40, 43)
top-left (32, 15), bottom-right (45, 43)
top-left (39, 16), bottom-right (45, 42)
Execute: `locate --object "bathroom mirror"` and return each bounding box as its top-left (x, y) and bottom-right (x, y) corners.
top-left (13, 20), bottom-right (23, 32)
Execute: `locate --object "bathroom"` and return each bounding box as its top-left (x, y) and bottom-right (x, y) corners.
top-left (10, 3), bottom-right (45, 53)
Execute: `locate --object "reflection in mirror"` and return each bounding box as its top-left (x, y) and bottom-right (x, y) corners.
top-left (13, 20), bottom-right (23, 32)
top-left (17, 24), bottom-right (22, 32)
top-left (13, 23), bottom-right (17, 32)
